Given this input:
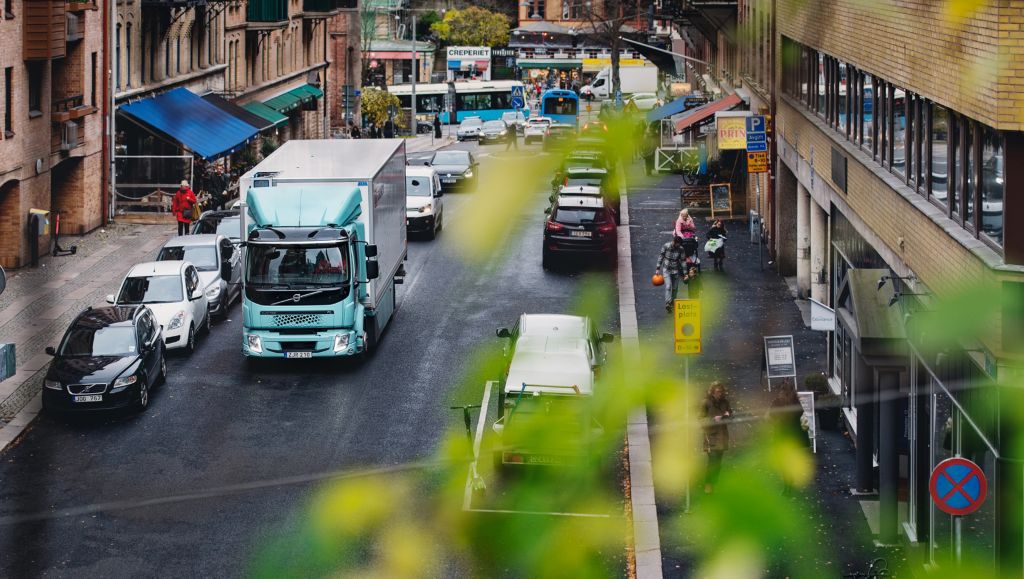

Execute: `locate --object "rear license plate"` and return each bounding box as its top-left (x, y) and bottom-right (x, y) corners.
top-left (285, 352), bottom-right (312, 359)
top-left (524, 454), bottom-right (568, 466)
top-left (570, 230), bottom-right (592, 237)
top-left (443, 178), bottom-right (456, 183)
top-left (73, 395), bottom-right (103, 403)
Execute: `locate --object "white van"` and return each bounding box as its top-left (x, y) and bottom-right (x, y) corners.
top-left (405, 165), bottom-right (444, 239)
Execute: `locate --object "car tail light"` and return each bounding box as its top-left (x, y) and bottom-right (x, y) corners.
top-left (597, 222), bottom-right (615, 234)
top-left (546, 220), bottom-right (564, 232)
top-left (504, 453), bottom-right (524, 464)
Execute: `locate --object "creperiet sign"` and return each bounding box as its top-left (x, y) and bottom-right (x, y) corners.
top-left (447, 46), bottom-right (491, 60)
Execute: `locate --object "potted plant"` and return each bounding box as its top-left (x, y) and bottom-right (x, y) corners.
top-left (805, 372), bottom-right (840, 431)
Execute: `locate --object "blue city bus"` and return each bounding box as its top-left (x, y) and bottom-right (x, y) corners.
top-left (390, 81), bottom-right (529, 124)
top-left (540, 89), bottom-right (580, 126)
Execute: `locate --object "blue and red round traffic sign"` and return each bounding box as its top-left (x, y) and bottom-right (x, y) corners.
top-left (929, 457), bottom-right (987, 516)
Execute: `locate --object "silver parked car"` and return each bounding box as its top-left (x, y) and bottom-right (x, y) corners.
top-left (156, 234), bottom-right (242, 320)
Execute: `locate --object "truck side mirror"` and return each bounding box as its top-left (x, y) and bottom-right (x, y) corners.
top-left (600, 332), bottom-right (615, 343)
top-left (365, 244), bottom-right (378, 258)
top-left (496, 328), bottom-right (510, 338)
top-left (365, 260), bottom-right (379, 280)
top-left (221, 262), bottom-right (232, 281)
top-left (45, 346), bottom-right (56, 356)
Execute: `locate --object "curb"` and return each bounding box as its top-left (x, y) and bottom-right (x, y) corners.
top-left (618, 176), bottom-right (663, 578)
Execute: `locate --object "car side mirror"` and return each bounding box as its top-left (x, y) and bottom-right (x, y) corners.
top-left (45, 346), bottom-right (56, 356)
top-left (600, 332), bottom-right (615, 343)
top-left (191, 288), bottom-right (203, 301)
top-left (221, 262), bottom-right (232, 281)
top-left (433, 189), bottom-right (443, 198)
top-left (423, 161), bottom-right (431, 166)
top-left (106, 294), bottom-right (116, 304)
top-left (496, 328), bottom-right (511, 338)
top-left (544, 207), bottom-right (552, 215)
top-left (365, 260), bottom-right (379, 281)
top-left (365, 244), bottom-right (378, 258)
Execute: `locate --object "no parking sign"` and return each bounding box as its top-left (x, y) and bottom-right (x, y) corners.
top-left (929, 457), bottom-right (987, 516)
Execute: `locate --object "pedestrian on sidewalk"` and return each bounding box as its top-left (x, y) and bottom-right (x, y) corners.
top-left (674, 208), bottom-right (697, 240)
top-left (767, 379), bottom-right (808, 495)
top-left (172, 180), bottom-right (198, 236)
top-left (706, 218), bottom-right (727, 271)
top-left (349, 120), bottom-right (361, 139)
top-left (433, 114), bottom-right (442, 139)
top-left (655, 236), bottom-right (686, 312)
top-left (701, 381), bottom-right (733, 494)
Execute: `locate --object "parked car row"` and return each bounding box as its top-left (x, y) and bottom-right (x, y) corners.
top-left (42, 229), bottom-right (244, 415)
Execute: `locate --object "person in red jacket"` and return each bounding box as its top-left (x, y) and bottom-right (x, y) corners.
top-left (172, 180), bottom-right (198, 236)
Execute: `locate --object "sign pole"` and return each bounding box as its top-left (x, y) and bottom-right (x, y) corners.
top-left (757, 176), bottom-right (763, 271)
top-left (684, 352), bottom-right (691, 514)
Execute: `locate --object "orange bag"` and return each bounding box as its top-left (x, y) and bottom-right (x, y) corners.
top-left (652, 273), bottom-right (665, 286)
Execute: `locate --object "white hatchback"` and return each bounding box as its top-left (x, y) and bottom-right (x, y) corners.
top-left (108, 261), bottom-right (210, 353)
top-left (524, 117), bottom-right (554, 144)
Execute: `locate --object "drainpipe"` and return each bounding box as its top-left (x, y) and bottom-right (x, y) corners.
top-left (102, 0), bottom-right (112, 222)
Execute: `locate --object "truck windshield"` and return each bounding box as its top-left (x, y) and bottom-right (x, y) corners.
top-left (245, 244), bottom-right (351, 305)
top-left (246, 244), bottom-right (349, 286)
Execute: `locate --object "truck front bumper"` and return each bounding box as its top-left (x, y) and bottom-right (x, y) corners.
top-left (242, 329), bottom-right (361, 358)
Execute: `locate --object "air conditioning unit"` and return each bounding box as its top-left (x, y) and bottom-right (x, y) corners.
top-left (66, 13), bottom-right (82, 42)
top-left (61, 121), bottom-right (79, 151)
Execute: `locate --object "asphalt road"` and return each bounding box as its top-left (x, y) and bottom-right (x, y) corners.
top-left (0, 138), bottom-right (617, 577)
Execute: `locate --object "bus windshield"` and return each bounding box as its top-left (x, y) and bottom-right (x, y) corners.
top-left (544, 96), bottom-right (578, 116)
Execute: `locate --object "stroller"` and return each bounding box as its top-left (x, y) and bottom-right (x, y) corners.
top-left (677, 232), bottom-right (701, 273)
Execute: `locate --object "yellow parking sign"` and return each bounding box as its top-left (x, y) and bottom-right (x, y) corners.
top-left (674, 299), bottom-right (701, 354)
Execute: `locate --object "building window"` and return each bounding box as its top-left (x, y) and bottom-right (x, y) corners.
top-left (965, 120), bottom-right (977, 227)
top-left (126, 23), bottom-right (132, 88)
top-left (916, 97), bottom-right (927, 192)
top-left (115, 23), bottom-right (122, 90)
top-left (816, 52), bottom-right (825, 116)
top-left (4, 0), bottom-right (12, 19)
top-left (951, 115), bottom-right (961, 219)
top-left (3, 67), bottom-right (12, 137)
top-left (176, 37), bottom-right (182, 74)
top-left (981, 128), bottom-right (1004, 245)
top-left (27, 63), bottom-right (42, 117)
top-left (566, 0), bottom-right (585, 19)
top-left (930, 103), bottom-right (949, 207)
top-left (90, 52), bottom-right (97, 107)
top-left (894, 87), bottom-right (907, 177)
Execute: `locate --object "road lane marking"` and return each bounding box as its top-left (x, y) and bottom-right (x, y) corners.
top-left (462, 380), bottom-right (492, 511)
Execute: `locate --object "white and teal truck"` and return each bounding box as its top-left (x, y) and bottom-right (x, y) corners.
top-left (237, 140), bottom-right (407, 359)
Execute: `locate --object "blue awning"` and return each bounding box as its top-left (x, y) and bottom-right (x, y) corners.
top-left (120, 88), bottom-right (259, 160)
top-left (646, 95), bottom-right (711, 123)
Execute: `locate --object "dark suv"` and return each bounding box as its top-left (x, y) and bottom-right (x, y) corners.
top-left (542, 195), bottom-right (617, 269)
top-left (42, 305), bottom-right (166, 413)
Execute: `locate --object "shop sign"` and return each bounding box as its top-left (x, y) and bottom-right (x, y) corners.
top-left (809, 298), bottom-right (835, 331)
top-left (447, 46), bottom-right (491, 60)
top-left (717, 116), bottom-right (747, 149)
top-left (764, 335), bottom-right (796, 378)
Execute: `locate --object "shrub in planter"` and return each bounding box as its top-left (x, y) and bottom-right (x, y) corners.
top-left (805, 372), bottom-right (840, 431)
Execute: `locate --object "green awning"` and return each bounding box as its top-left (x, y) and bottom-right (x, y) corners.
top-left (240, 101), bottom-right (288, 126)
top-left (518, 58), bottom-right (582, 70)
top-left (264, 84), bottom-right (324, 112)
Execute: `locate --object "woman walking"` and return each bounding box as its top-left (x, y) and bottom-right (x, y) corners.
top-left (768, 379), bottom-right (808, 495)
top-left (171, 180), bottom-right (198, 236)
top-left (701, 381), bottom-right (733, 493)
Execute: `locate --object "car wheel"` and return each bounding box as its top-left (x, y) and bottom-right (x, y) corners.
top-left (426, 223), bottom-right (436, 240)
top-left (135, 379), bottom-right (150, 412)
top-left (158, 351), bottom-right (167, 385)
top-left (203, 307), bottom-right (212, 334)
top-left (185, 324), bottom-right (196, 355)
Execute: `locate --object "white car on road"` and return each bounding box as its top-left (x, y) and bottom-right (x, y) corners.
top-left (108, 261), bottom-right (210, 354)
top-left (524, 117), bottom-right (554, 144)
top-left (406, 166), bottom-right (444, 239)
top-left (456, 117), bottom-right (483, 141)
top-left (625, 92), bottom-right (661, 111)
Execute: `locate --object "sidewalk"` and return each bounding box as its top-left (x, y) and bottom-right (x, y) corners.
top-left (0, 222), bottom-right (175, 447)
top-left (626, 167), bottom-right (900, 576)
top-left (404, 132), bottom-right (455, 153)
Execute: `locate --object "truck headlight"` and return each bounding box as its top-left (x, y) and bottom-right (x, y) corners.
top-left (111, 374), bottom-right (138, 392)
top-left (44, 379), bottom-right (62, 390)
top-left (333, 333), bottom-right (350, 352)
top-left (206, 285), bottom-right (221, 299)
top-left (167, 311), bottom-right (186, 330)
top-left (246, 334), bottom-right (263, 353)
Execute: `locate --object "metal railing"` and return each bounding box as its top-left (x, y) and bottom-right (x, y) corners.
top-left (52, 94), bottom-right (84, 114)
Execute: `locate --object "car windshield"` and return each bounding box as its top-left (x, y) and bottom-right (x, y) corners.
top-left (483, 121), bottom-right (505, 130)
top-left (460, 118), bottom-right (482, 127)
top-left (565, 178), bottom-right (603, 188)
top-left (407, 176), bottom-right (433, 197)
top-left (555, 207), bottom-right (607, 224)
top-left (545, 98), bottom-right (578, 116)
top-left (246, 244), bottom-right (350, 287)
top-left (59, 325), bottom-right (137, 357)
top-left (157, 245), bottom-right (218, 271)
top-left (117, 275), bottom-right (183, 304)
top-left (502, 112), bottom-right (522, 122)
top-left (432, 151), bottom-right (469, 165)
top-left (194, 216), bottom-right (240, 239)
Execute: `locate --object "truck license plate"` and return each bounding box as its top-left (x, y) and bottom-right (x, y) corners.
top-left (285, 352), bottom-right (312, 359)
top-left (73, 395), bottom-right (103, 403)
top-left (570, 230), bottom-right (592, 237)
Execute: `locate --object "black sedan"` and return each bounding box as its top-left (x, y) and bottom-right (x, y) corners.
top-left (192, 209), bottom-right (241, 244)
top-left (42, 305), bottom-right (166, 413)
top-left (426, 150), bottom-right (479, 191)
top-left (544, 123), bottom-right (576, 151)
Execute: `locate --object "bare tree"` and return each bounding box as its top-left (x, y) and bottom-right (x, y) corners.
top-left (577, 0), bottom-right (644, 103)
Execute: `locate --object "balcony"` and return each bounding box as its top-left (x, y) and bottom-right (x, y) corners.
top-left (302, 0), bottom-right (340, 19)
top-left (51, 95), bottom-right (96, 123)
top-left (66, 0), bottom-right (98, 12)
top-left (247, 0), bottom-right (288, 29)
top-left (23, 0), bottom-right (67, 60)
top-left (139, 0), bottom-right (208, 7)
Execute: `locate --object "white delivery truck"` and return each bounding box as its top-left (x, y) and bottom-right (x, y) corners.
top-left (237, 140), bottom-right (407, 359)
top-left (581, 65), bottom-right (658, 100)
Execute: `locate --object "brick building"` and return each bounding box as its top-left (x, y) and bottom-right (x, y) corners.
top-left (0, 0), bottom-right (106, 269)
top-left (734, 0), bottom-right (1024, 572)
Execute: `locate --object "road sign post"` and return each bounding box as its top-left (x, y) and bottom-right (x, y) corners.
top-left (673, 298), bottom-right (701, 514)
